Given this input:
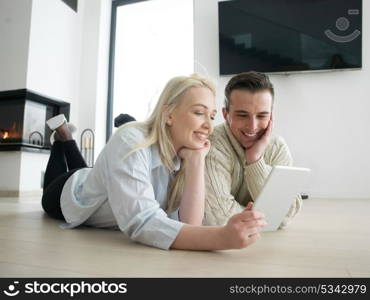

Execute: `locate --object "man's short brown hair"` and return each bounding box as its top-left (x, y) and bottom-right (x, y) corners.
top-left (224, 71), bottom-right (274, 111)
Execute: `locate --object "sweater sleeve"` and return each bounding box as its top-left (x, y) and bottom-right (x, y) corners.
top-left (203, 146), bottom-right (244, 226)
top-left (245, 136), bottom-right (302, 229)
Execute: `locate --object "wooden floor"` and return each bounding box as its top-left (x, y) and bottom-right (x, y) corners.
top-left (0, 196), bottom-right (369, 278)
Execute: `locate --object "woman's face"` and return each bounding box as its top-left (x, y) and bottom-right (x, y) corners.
top-left (167, 86), bottom-right (217, 153)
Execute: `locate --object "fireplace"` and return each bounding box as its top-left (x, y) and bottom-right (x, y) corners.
top-left (0, 89), bottom-right (70, 152)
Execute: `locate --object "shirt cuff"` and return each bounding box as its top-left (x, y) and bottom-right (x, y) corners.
top-left (243, 157), bottom-right (272, 200)
top-left (150, 217), bottom-right (184, 250)
top-left (244, 156), bottom-right (271, 180)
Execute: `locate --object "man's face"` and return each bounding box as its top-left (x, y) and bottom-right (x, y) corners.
top-left (223, 89), bottom-right (272, 149)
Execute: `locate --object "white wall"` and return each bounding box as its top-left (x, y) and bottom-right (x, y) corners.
top-left (0, 151), bottom-right (48, 196)
top-left (0, 0), bottom-right (83, 195)
top-left (94, 0), bottom-right (111, 156)
top-left (27, 0), bottom-right (82, 125)
top-left (19, 151), bottom-right (49, 192)
top-left (194, 0), bottom-right (370, 199)
top-left (0, 0), bottom-right (32, 91)
top-left (0, 152), bottom-right (22, 192)
top-left (77, 0), bottom-right (111, 156)
top-left (0, 0), bottom-right (111, 195)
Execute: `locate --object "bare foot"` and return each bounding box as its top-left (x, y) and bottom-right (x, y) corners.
top-left (55, 123), bottom-right (73, 141)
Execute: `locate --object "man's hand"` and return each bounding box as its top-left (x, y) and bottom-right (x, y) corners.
top-left (245, 118), bottom-right (273, 164)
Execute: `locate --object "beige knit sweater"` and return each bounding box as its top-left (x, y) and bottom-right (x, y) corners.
top-left (166, 123), bottom-right (302, 228)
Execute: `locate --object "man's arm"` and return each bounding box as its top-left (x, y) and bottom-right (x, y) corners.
top-left (203, 146), bottom-right (245, 226)
top-left (244, 137), bottom-right (290, 200)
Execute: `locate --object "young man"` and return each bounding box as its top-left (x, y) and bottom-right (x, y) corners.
top-left (202, 71), bottom-right (302, 227)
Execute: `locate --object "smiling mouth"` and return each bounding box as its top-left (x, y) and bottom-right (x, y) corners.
top-left (241, 131), bottom-right (257, 138)
top-left (194, 131), bottom-right (208, 140)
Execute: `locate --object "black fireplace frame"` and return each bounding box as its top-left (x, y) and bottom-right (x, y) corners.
top-left (0, 89), bottom-right (70, 152)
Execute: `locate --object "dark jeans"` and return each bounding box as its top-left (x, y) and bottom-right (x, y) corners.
top-left (41, 140), bottom-right (88, 220)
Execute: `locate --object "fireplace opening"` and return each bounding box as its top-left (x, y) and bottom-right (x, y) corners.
top-left (0, 89), bottom-right (70, 152)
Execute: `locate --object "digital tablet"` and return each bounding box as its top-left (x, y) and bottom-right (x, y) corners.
top-left (253, 166), bottom-right (311, 232)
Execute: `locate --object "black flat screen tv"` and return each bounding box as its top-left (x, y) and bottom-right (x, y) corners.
top-left (218, 0), bottom-right (362, 75)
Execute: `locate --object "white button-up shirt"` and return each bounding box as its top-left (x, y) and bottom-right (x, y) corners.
top-left (60, 124), bottom-right (183, 250)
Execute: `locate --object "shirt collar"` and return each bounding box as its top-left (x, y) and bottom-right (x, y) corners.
top-left (151, 144), bottom-right (162, 169)
top-left (172, 155), bottom-right (181, 172)
top-left (151, 144), bottom-right (181, 172)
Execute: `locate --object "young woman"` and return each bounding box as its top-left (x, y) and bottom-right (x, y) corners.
top-left (42, 74), bottom-right (266, 250)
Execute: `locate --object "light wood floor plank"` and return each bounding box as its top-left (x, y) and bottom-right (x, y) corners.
top-left (0, 197), bottom-right (369, 277)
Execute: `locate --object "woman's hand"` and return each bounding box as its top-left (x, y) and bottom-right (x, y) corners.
top-left (220, 209), bottom-right (267, 249)
top-left (178, 139), bottom-right (211, 161)
top-left (171, 208), bottom-right (267, 250)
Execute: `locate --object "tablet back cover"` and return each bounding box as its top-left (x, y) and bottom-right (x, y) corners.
top-left (253, 166), bottom-right (311, 231)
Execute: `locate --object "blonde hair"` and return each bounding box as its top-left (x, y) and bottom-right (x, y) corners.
top-left (117, 73), bottom-right (216, 171)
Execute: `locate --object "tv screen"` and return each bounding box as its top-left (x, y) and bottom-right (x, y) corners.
top-left (218, 0), bottom-right (362, 75)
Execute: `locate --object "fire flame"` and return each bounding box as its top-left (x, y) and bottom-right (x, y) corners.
top-left (1, 123), bottom-right (18, 140)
